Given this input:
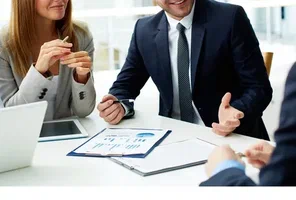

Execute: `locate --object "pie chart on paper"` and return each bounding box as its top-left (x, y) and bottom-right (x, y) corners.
top-left (136, 133), bottom-right (155, 138)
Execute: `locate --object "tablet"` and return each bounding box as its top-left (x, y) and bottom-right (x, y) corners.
top-left (39, 119), bottom-right (88, 142)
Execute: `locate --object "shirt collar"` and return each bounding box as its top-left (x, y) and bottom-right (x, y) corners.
top-left (165, 0), bottom-right (196, 30)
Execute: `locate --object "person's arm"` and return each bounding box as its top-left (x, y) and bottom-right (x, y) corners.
top-left (0, 55), bottom-right (55, 107)
top-left (200, 168), bottom-right (256, 186)
top-left (229, 6), bottom-right (272, 120)
top-left (258, 63), bottom-right (296, 186)
top-left (70, 27), bottom-right (96, 118)
top-left (211, 160), bottom-right (245, 176)
top-left (0, 37), bottom-right (73, 108)
top-left (108, 19), bottom-right (150, 118)
top-left (201, 63), bottom-right (296, 186)
top-left (200, 145), bottom-right (257, 186)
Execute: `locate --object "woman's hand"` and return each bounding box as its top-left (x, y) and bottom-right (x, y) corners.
top-left (60, 51), bottom-right (92, 84)
top-left (35, 39), bottom-right (72, 74)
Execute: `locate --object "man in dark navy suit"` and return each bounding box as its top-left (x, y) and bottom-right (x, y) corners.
top-left (200, 63), bottom-right (296, 186)
top-left (97, 0), bottom-right (272, 140)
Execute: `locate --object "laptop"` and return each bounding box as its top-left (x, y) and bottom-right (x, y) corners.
top-left (0, 101), bottom-right (47, 173)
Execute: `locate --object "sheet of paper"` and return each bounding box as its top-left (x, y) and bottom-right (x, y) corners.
top-left (74, 128), bottom-right (169, 156)
top-left (112, 138), bottom-right (216, 173)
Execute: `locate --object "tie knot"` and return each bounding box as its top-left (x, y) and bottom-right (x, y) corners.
top-left (177, 23), bottom-right (186, 33)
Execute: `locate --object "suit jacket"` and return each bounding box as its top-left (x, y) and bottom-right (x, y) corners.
top-left (0, 22), bottom-right (96, 120)
top-left (109, 0), bottom-right (272, 139)
top-left (200, 62), bottom-right (296, 186)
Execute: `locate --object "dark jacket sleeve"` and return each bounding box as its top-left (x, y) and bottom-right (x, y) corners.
top-left (200, 63), bottom-right (296, 186)
top-left (229, 6), bottom-right (272, 120)
top-left (109, 19), bottom-right (150, 118)
top-left (258, 62), bottom-right (296, 186)
top-left (200, 168), bottom-right (256, 186)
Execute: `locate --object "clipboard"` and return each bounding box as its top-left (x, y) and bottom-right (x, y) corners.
top-left (109, 138), bottom-right (216, 176)
top-left (67, 128), bottom-right (172, 158)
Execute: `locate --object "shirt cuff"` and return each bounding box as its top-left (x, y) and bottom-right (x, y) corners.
top-left (212, 160), bottom-right (245, 177)
top-left (121, 102), bottom-right (130, 116)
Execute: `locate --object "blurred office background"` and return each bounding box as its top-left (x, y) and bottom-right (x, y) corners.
top-left (0, 0), bottom-right (296, 139)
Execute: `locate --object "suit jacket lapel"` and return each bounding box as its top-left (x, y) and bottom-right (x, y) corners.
top-left (191, 26), bottom-right (205, 89)
top-left (191, 0), bottom-right (207, 91)
top-left (154, 13), bottom-right (173, 109)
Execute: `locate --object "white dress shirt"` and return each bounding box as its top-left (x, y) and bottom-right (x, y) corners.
top-left (165, 1), bottom-right (205, 126)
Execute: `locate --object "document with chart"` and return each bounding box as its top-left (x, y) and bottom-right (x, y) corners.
top-left (67, 128), bottom-right (171, 158)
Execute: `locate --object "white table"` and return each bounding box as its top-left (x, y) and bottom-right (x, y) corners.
top-left (0, 110), bottom-right (261, 186)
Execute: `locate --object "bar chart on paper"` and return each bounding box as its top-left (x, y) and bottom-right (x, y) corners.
top-left (72, 128), bottom-right (171, 156)
top-left (92, 137), bottom-right (143, 151)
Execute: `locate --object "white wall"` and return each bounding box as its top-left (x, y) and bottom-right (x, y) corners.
top-left (1, 1), bottom-right (295, 64)
top-left (284, 6), bottom-right (296, 37)
top-left (245, 6), bottom-right (296, 39)
top-left (0, 1), bottom-right (10, 27)
top-left (71, 0), bottom-right (139, 70)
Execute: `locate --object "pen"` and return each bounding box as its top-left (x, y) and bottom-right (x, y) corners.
top-left (100, 99), bottom-right (135, 104)
top-left (114, 99), bottom-right (135, 104)
top-left (236, 152), bottom-right (246, 158)
top-left (62, 36), bottom-right (69, 43)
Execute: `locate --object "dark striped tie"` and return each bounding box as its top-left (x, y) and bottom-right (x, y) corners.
top-left (177, 23), bottom-right (194, 123)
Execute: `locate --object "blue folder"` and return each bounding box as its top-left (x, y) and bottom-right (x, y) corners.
top-left (67, 128), bottom-right (172, 158)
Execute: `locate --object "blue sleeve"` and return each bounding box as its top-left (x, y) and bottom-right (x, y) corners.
top-left (212, 160), bottom-right (245, 177)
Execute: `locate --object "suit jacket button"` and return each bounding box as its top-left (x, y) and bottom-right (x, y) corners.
top-left (43, 88), bottom-right (48, 92)
top-left (39, 96), bottom-right (44, 99)
top-left (79, 91), bottom-right (86, 100)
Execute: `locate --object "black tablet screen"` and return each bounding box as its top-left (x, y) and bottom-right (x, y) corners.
top-left (40, 121), bottom-right (81, 137)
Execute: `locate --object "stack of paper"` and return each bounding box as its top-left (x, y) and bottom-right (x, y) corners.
top-left (110, 138), bottom-right (216, 176)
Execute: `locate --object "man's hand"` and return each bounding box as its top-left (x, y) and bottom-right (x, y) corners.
top-left (212, 93), bottom-right (244, 136)
top-left (205, 145), bottom-right (244, 177)
top-left (245, 140), bottom-right (275, 169)
top-left (97, 94), bottom-right (125, 125)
